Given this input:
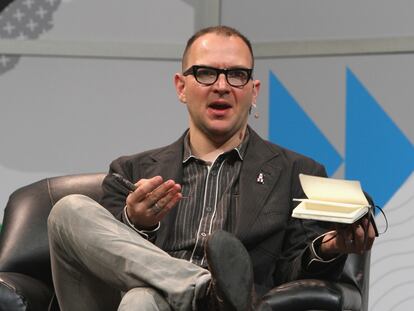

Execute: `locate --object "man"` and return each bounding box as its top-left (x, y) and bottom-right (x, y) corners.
top-left (48, 26), bottom-right (376, 311)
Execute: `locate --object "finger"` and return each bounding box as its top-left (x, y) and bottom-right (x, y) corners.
top-left (365, 222), bottom-right (376, 250)
top-left (352, 223), bottom-right (366, 253)
top-left (320, 231), bottom-right (339, 254)
top-left (336, 226), bottom-right (355, 252)
top-left (153, 192), bottom-right (183, 220)
top-left (135, 178), bottom-right (148, 188)
top-left (163, 186), bottom-right (183, 210)
top-left (332, 228), bottom-right (347, 251)
top-left (335, 223), bottom-right (349, 238)
top-left (154, 184), bottom-right (182, 209)
top-left (149, 184), bottom-right (182, 216)
top-left (357, 217), bottom-right (376, 251)
top-left (128, 176), bottom-right (164, 203)
top-left (145, 180), bottom-right (178, 206)
top-left (343, 234), bottom-right (354, 252)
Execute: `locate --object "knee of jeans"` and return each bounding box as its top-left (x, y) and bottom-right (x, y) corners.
top-left (48, 194), bottom-right (91, 230)
top-left (119, 288), bottom-right (160, 310)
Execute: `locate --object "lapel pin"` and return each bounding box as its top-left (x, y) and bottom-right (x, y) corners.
top-left (257, 172), bottom-right (264, 184)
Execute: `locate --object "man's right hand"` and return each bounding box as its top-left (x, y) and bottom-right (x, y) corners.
top-left (125, 176), bottom-right (182, 230)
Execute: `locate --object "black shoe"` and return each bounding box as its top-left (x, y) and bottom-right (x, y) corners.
top-left (203, 230), bottom-right (255, 311)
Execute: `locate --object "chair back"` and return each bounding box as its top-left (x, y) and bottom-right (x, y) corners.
top-left (0, 173), bottom-right (105, 287)
top-left (342, 252), bottom-right (371, 311)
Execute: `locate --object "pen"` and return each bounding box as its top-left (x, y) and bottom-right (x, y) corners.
top-left (112, 173), bottom-right (137, 192)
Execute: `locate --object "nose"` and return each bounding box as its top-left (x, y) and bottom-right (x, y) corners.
top-left (214, 73), bottom-right (230, 92)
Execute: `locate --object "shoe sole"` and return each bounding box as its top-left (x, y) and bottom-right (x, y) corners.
top-left (206, 230), bottom-right (254, 311)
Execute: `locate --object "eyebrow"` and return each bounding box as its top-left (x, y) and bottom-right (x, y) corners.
top-left (192, 64), bottom-right (252, 70)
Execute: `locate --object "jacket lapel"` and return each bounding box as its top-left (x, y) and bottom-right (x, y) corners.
top-left (138, 135), bottom-right (185, 248)
top-left (139, 138), bottom-right (184, 183)
top-left (235, 130), bottom-right (282, 241)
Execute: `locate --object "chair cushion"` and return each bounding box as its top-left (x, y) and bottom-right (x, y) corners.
top-left (0, 272), bottom-right (53, 311)
top-left (257, 278), bottom-right (361, 311)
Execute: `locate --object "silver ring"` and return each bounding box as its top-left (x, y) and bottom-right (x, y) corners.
top-left (151, 202), bottom-right (162, 214)
top-left (345, 239), bottom-right (354, 247)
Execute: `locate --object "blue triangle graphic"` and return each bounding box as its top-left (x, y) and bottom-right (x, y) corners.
top-left (346, 68), bottom-right (414, 208)
top-left (269, 71), bottom-right (343, 176)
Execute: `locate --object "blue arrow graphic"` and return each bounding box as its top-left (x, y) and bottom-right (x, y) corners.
top-left (346, 68), bottom-right (414, 208)
top-left (269, 71), bottom-right (343, 176)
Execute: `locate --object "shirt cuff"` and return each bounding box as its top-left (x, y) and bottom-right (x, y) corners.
top-left (123, 206), bottom-right (160, 240)
top-left (306, 231), bottom-right (342, 269)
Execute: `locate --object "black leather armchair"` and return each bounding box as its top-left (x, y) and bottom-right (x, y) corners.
top-left (0, 173), bottom-right (371, 311)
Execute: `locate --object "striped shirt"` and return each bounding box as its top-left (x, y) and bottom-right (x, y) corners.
top-left (163, 131), bottom-right (249, 267)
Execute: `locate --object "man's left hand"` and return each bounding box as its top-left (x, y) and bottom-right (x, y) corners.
top-left (319, 217), bottom-right (376, 256)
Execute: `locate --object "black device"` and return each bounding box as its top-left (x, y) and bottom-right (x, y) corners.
top-left (367, 206), bottom-right (379, 237)
top-left (112, 173), bottom-right (137, 192)
top-left (361, 206), bottom-right (379, 247)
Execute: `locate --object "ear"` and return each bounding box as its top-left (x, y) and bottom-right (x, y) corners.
top-left (174, 73), bottom-right (187, 103)
top-left (252, 79), bottom-right (261, 106)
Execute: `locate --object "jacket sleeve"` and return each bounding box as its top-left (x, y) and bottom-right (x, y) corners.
top-left (273, 158), bottom-right (347, 285)
top-left (101, 156), bottom-right (136, 222)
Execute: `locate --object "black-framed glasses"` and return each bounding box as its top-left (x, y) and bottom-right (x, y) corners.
top-left (183, 65), bottom-right (253, 87)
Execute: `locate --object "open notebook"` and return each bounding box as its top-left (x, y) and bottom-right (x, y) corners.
top-left (292, 174), bottom-right (371, 224)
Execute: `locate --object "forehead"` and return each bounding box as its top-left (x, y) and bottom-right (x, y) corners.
top-left (184, 33), bottom-right (253, 68)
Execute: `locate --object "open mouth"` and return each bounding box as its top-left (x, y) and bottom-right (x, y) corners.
top-left (208, 102), bottom-right (232, 110)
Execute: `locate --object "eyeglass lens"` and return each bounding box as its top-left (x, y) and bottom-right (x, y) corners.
top-left (195, 67), bottom-right (250, 87)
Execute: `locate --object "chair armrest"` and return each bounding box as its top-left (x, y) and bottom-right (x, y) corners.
top-left (0, 272), bottom-right (53, 311)
top-left (256, 278), bottom-right (362, 311)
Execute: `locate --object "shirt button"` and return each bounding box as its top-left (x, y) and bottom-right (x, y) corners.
top-left (205, 206), bottom-right (212, 212)
top-left (200, 232), bottom-right (207, 237)
top-left (210, 170), bottom-right (217, 176)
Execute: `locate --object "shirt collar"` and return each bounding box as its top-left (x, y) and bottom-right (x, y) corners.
top-left (182, 129), bottom-right (250, 164)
